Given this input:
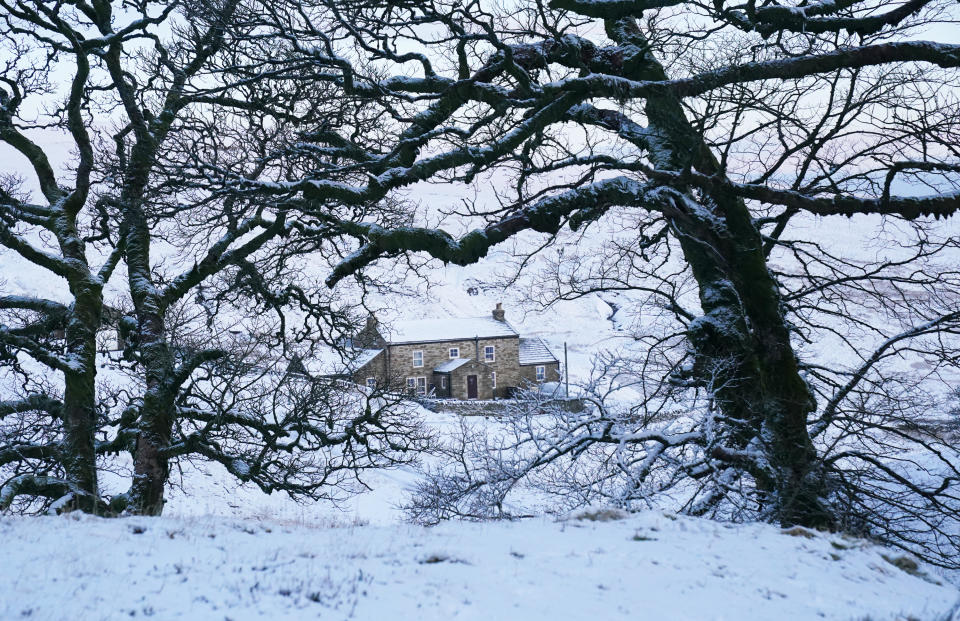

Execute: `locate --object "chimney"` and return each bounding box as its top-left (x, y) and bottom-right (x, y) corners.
top-left (356, 314), bottom-right (384, 348)
top-left (492, 303), bottom-right (505, 322)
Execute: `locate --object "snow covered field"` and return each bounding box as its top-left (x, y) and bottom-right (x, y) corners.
top-left (1, 201), bottom-right (958, 621)
top-left (2, 508), bottom-right (955, 621)
top-left (2, 216), bottom-right (959, 620)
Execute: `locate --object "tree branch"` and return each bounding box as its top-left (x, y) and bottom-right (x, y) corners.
top-left (325, 176), bottom-right (654, 286)
top-left (0, 394), bottom-right (62, 420)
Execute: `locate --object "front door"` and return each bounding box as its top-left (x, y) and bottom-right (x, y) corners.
top-left (467, 374), bottom-right (478, 399)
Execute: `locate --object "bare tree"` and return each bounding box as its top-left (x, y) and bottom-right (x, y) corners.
top-left (0, 0), bottom-right (424, 515)
top-left (229, 0), bottom-right (960, 562)
top-left (0, 0), bottom-right (128, 512)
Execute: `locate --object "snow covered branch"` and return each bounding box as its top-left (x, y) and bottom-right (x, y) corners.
top-left (553, 0), bottom-right (938, 38)
top-left (0, 328), bottom-right (71, 373)
top-left (0, 475), bottom-right (73, 511)
top-left (326, 177), bottom-right (652, 286)
top-left (0, 394), bottom-right (61, 420)
top-left (640, 166), bottom-right (960, 219)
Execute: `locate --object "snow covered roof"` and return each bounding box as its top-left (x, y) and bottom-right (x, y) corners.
top-left (352, 348), bottom-right (383, 369)
top-left (434, 358), bottom-right (472, 373)
top-left (519, 337), bottom-right (558, 365)
top-left (297, 347), bottom-right (382, 377)
top-left (382, 316), bottom-right (519, 345)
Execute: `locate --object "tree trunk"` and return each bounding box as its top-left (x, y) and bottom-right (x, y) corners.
top-left (60, 225), bottom-right (104, 513)
top-left (610, 18), bottom-right (832, 528)
top-left (129, 366), bottom-right (174, 516)
top-left (128, 309), bottom-right (175, 515)
top-left (126, 313), bottom-right (176, 516)
top-left (60, 365), bottom-right (99, 512)
top-left (125, 203), bottom-right (176, 516)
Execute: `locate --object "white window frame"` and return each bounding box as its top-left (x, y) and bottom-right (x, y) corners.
top-left (535, 365), bottom-right (546, 382)
top-left (412, 350), bottom-right (424, 368)
top-left (441, 376), bottom-right (447, 389)
top-left (484, 345), bottom-right (495, 362)
top-left (449, 347), bottom-right (459, 359)
top-left (365, 377), bottom-right (376, 389)
top-left (406, 377), bottom-right (417, 393)
top-left (416, 377), bottom-right (427, 396)
top-left (491, 371), bottom-right (497, 389)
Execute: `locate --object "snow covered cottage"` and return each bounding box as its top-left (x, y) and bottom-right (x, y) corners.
top-left (349, 304), bottom-right (561, 399)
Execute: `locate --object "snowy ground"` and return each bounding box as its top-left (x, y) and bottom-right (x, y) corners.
top-left (3, 152), bottom-right (960, 621)
top-left (2, 508), bottom-right (955, 621)
top-left (4, 376), bottom-right (960, 621)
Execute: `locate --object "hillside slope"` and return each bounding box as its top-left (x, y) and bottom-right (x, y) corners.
top-left (2, 509), bottom-right (955, 621)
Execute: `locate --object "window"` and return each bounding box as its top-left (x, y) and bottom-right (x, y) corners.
top-left (535, 365), bottom-right (546, 382)
top-left (365, 377), bottom-right (376, 389)
top-left (484, 345), bottom-right (495, 362)
top-left (449, 347), bottom-right (459, 359)
top-left (441, 376), bottom-right (447, 389)
top-left (412, 350), bottom-right (423, 367)
top-left (407, 377), bottom-right (427, 396)
top-left (491, 371), bottom-right (497, 389)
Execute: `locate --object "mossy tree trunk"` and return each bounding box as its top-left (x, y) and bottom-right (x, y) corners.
top-left (609, 18), bottom-right (831, 527)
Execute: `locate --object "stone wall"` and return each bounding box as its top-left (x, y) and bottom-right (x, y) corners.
top-left (448, 360), bottom-right (496, 399)
top-left (519, 362), bottom-right (561, 386)
top-left (422, 397), bottom-right (586, 415)
top-left (352, 351), bottom-right (387, 387)
top-left (387, 336), bottom-right (523, 397)
top-left (352, 337), bottom-right (562, 399)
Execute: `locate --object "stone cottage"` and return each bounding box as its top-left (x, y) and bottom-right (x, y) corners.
top-left (351, 304), bottom-right (561, 399)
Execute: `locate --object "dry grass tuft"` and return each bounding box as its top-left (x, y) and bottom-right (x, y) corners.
top-left (570, 507), bottom-right (629, 522)
top-left (782, 525), bottom-right (817, 539)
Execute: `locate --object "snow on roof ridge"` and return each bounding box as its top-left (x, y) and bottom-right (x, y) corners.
top-left (351, 348), bottom-right (383, 369)
top-left (382, 315), bottom-right (519, 344)
top-left (297, 346), bottom-right (382, 377)
top-left (434, 357), bottom-right (472, 373)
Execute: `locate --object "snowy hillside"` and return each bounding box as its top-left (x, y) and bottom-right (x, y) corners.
top-left (2, 150), bottom-right (959, 621)
top-left (4, 188), bottom-right (960, 621)
top-left (3, 1), bottom-right (960, 620)
top-left (2, 509), bottom-right (955, 621)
